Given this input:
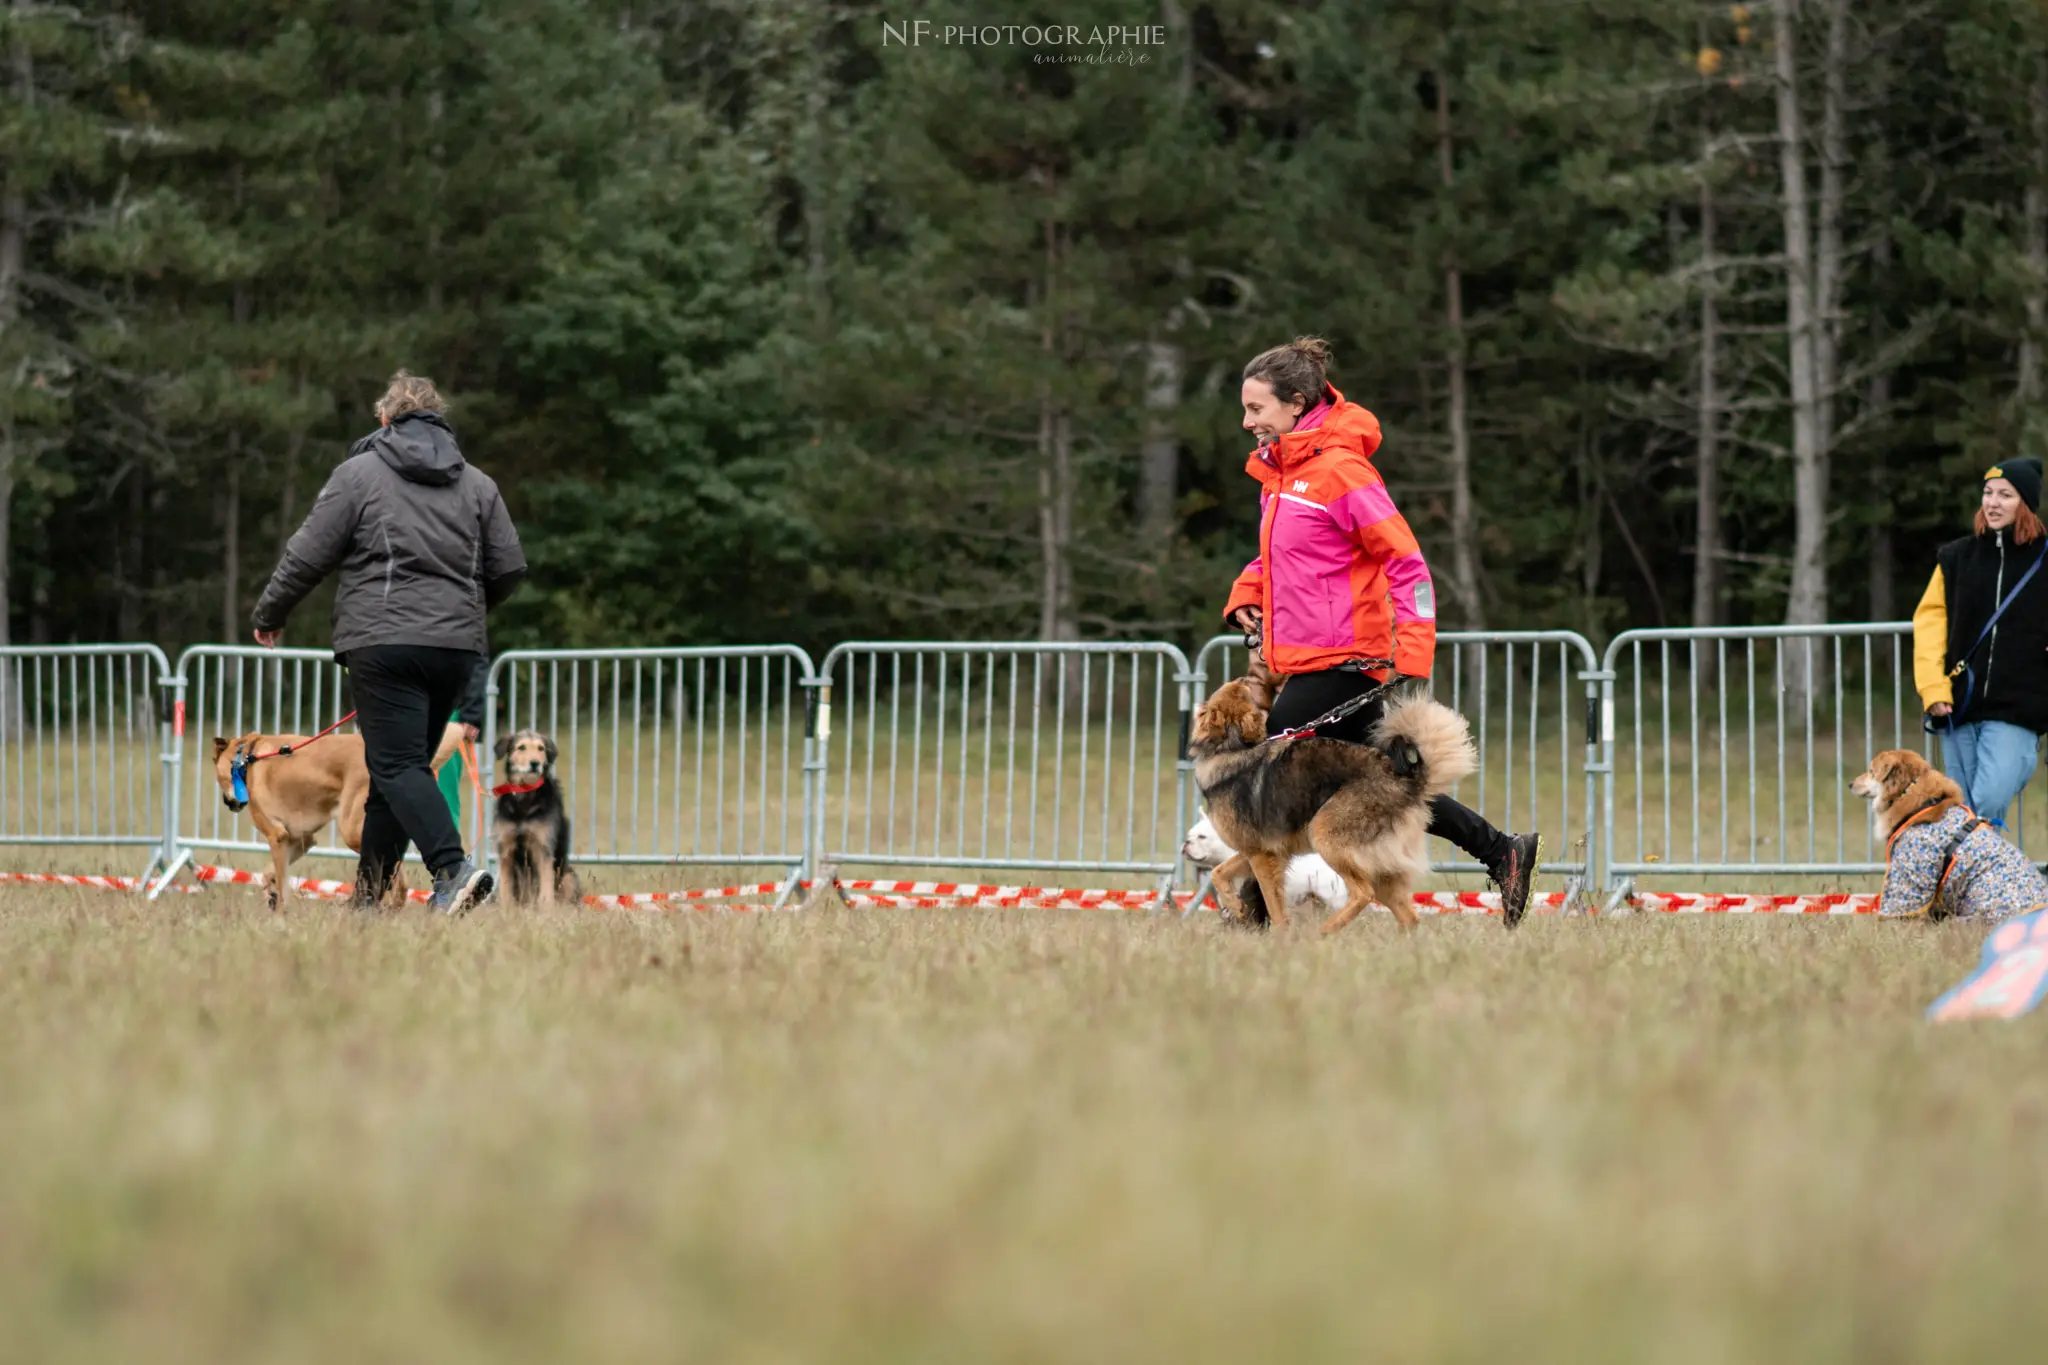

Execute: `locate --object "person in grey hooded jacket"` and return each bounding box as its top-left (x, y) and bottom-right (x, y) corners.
top-left (252, 369), bottom-right (525, 915)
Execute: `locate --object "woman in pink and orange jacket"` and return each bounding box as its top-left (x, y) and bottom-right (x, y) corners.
top-left (1220, 337), bottom-right (1542, 926)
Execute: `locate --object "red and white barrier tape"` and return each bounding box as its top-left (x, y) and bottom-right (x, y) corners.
top-left (842, 893), bottom-right (1195, 911)
top-left (192, 864), bottom-right (433, 903)
top-left (4, 866), bottom-right (1885, 917)
top-left (584, 882), bottom-right (794, 910)
top-left (3, 870), bottom-right (151, 893)
top-left (1623, 892), bottom-right (1881, 915)
top-left (187, 866), bottom-right (795, 910)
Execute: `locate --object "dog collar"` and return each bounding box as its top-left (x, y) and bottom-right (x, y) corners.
top-left (493, 779), bottom-right (545, 796)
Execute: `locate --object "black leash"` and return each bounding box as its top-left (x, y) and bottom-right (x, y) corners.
top-left (1266, 658), bottom-right (1399, 742)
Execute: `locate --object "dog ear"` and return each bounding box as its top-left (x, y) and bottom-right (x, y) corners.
top-left (212, 736), bottom-right (229, 759)
top-left (1242, 676), bottom-right (1275, 712)
top-left (494, 733), bottom-right (513, 759)
top-left (1882, 754), bottom-right (1912, 800)
top-left (544, 735), bottom-right (558, 765)
top-left (1237, 704), bottom-right (1267, 743)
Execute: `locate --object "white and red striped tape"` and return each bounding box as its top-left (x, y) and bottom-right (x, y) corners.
top-left (3, 870), bottom-right (154, 893)
top-left (187, 866), bottom-right (793, 910)
top-left (1622, 892), bottom-right (1881, 915)
top-left (2, 866), bottom-right (1881, 917)
top-left (193, 863), bottom-right (434, 903)
top-left (584, 883), bottom-right (791, 910)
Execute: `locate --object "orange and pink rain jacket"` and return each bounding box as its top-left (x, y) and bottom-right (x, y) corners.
top-left (1221, 385), bottom-right (1437, 680)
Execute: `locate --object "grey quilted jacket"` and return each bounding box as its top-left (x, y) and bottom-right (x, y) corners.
top-left (252, 412), bottom-right (525, 656)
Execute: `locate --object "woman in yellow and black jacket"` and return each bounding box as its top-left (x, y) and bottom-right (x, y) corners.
top-left (1912, 457), bottom-right (2048, 829)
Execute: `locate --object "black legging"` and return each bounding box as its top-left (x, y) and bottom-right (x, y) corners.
top-left (1263, 667), bottom-right (1509, 866)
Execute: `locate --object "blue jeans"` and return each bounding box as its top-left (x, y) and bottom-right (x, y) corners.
top-left (1941, 720), bottom-right (2041, 828)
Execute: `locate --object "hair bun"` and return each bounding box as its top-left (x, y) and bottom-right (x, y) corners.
top-left (1289, 336), bottom-right (1332, 366)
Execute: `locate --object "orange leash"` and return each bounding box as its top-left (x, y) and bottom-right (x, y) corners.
top-left (458, 734), bottom-right (487, 798)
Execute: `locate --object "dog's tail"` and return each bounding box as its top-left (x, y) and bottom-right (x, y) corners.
top-left (1371, 695), bottom-right (1478, 800)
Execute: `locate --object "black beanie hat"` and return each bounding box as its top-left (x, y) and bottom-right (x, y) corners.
top-left (1986, 457), bottom-right (2043, 512)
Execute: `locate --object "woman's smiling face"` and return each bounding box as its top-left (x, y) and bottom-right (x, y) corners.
top-left (1240, 378), bottom-right (1302, 445)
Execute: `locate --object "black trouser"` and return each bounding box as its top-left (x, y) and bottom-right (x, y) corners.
top-left (1264, 667), bottom-right (1511, 866)
top-left (349, 645), bottom-right (479, 889)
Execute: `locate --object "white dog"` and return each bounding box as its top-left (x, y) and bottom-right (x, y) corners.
top-left (1181, 811), bottom-right (1348, 915)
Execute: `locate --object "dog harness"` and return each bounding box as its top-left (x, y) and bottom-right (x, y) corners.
top-left (1880, 801), bottom-right (2048, 922)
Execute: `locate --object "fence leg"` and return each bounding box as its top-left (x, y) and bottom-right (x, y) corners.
top-left (146, 846), bottom-right (193, 902)
top-left (151, 669), bottom-right (186, 903)
top-left (1600, 876), bottom-right (1637, 916)
top-left (1181, 869), bottom-right (1218, 921)
top-left (772, 862), bottom-right (803, 912)
top-left (801, 675), bottom-right (830, 889)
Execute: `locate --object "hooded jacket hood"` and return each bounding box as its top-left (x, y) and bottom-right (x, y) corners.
top-left (360, 411), bottom-right (466, 487)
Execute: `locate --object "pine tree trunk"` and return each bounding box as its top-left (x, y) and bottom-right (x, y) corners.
top-left (221, 448), bottom-right (240, 642)
top-left (803, 3), bottom-right (831, 319)
top-left (1693, 161), bottom-right (1723, 634)
top-left (1775, 0), bottom-right (1829, 710)
top-left (1138, 1), bottom-right (1193, 546)
top-left (1579, 396), bottom-right (1604, 642)
top-left (120, 470), bottom-right (143, 641)
top-left (1037, 218), bottom-right (1077, 645)
top-left (2022, 57), bottom-right (2048, 405)
top-left (277, 424), bottom-right (303, 565)
top-left (1868, 415), bottom-right (1892, 618)
top-left (1137, 338), bottom-right (1182, 539)
top-left (0, 6), bottom-right (27, 660)
top-left (1163, 0), bottom-right (1192, 98)
top-left (427, 85), bottom-right (445, 314)
top-left (1814, 0), bottom-right (1848, 458)
top-left (1869, 203), bottom-right (1895, 621)
top-left (1436, 68), bottom-right (1484, 628)
top-left (221, 277), bottom-right (249, 642)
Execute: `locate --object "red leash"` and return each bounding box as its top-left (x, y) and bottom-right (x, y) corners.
top-left (244, 710), bottom-right (360, 764)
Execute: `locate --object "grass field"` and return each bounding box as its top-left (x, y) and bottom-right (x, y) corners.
top-left (2, 887), bottom-right (2044, 1363)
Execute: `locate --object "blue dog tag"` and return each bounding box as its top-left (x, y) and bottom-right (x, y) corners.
top-left (1927, 910), bottom-right (2048, 1022)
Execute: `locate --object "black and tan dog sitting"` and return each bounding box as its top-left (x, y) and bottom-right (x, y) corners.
top-left (492, 729), bottom-right (580, 907)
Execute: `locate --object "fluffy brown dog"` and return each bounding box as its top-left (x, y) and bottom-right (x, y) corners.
top-left (493, 729), bottom-right (580, 906)
top-left (1190, 677), bottom-right (1477, 933)
top-left (211, 733), bottom-right (407, 911)
top-left (1850, 748), bottom-right (1964, 841)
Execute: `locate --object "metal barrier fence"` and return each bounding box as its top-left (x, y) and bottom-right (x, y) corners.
top-left (809, 643), bottom-right (1196, 895)
top-left (480, 648), bottom-right (816, 898)
top-left (0, 645), bottom-right (175, 875)
top-left (1598, 623), bottom-right (1963, 901)
top-left (157, 645), bottom-right (359, 891)
top-left (15, 623), bottom-right (2034, 903)
top-left (1192, 632), bottom-right (1603, 894)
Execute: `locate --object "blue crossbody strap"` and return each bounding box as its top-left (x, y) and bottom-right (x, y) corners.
top-left (1952, 546), bottom-right (2047, 680)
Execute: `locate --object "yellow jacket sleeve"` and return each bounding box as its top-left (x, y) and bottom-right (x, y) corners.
top-left (1912, 566), bottom-right (1952, 710)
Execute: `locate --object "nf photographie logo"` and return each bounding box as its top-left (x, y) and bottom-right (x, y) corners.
top-left (881, 19), bottom-right (1167, 64)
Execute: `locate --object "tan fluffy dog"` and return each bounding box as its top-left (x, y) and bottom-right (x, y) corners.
top-left (1849, 748), bottom-right (1965, 842)
top-left (211, 733), bottom-right (407, 911)
top-left (1190, 677), bottom-right (1477, 933)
